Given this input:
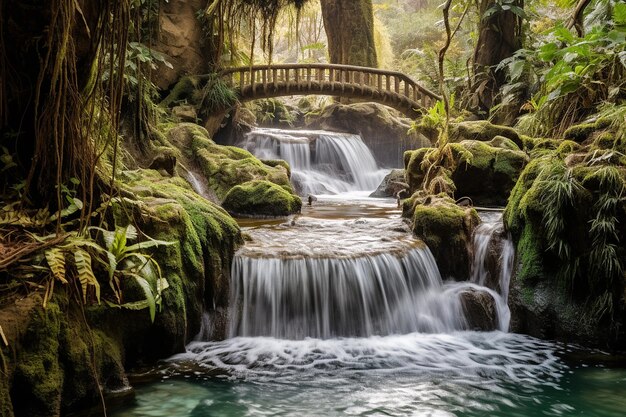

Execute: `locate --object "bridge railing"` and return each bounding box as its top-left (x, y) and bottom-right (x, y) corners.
top-left (219, 64), bottom-right (441, 109)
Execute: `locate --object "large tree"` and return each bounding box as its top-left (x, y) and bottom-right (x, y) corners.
top-left (1, 1), bottom-right (129, 211)
top-left (472, 0), bottom-right (524, 114)
top-left (319, 0), bottom-right (378, 67)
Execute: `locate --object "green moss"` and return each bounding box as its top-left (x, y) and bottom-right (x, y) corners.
top-left (488, 135), bottom-right (521, 151)
top-left (410, 195), bottom-right (479, 278)
top-left (449, 121), bottom-right (522, 147)
top-left (563, 119), bottom-right (612, 143)
top-left (222, 180), bottom-right (302, 217)
top-left (11, 301), bottom-right (63, 417)
top-left (404, 147), bottom-right (431, 192)
top-left (262, 159), bottom-right (291, 177)
top-left (555, 140), bottom-right (581, 157)
top-left (115, 166), bottom-right (242, 350)
top-left (164, 123), bottom-right (294, 200)
top-left (593, 132), bottom-right (616, 150)
top-left (59, 320), bottom-right (126, 412)
top-left (516, 224), bottom-right (545, 284)
top-left (160, 76), bottom-right (203, 108)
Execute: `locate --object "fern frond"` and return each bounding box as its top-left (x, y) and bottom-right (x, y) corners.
top-left (74, 249), bottom-right (100, 304)
top-left (45, 248), bottom-right (68, 284)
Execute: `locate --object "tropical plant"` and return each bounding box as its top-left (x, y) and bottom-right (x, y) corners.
top-left (88, 224), bottom-right (173, 322)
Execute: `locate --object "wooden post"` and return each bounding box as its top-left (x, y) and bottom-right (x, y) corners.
top-left (272, 68), bottom-right (278, 91)
top-left (394, 76), bottom-right (400, 94)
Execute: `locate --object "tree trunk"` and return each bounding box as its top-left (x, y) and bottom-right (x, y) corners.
top-left (472, 0), bottom-right (523, 115)
top-left (319, 0), bottom-right (378, 67)
top-left (0, 1), bottom-right (128, 208)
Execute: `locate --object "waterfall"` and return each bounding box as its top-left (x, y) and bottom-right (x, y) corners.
top-left (240, 128), bottom-right (388, 195)
top-left (470, 213), bottom-right (515, 331)
top-left (228, 245), bottom-right (468, 339)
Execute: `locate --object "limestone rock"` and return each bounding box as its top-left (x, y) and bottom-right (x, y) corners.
top-left (460, 288), bottom-right (497, 331)
top-left (172, 104), bottom-right (198, 122)
top-left (152, 0), bottom-right (210, 90)
top-left (406, 194), bottom-right (480, 279)
top-left (369, 169), bottom-right (408, 198)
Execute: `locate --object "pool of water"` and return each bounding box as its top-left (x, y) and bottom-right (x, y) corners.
top-left (107, 195), bottom-right (625, 417)
top-left (109, 332), bottom-right (626, 417)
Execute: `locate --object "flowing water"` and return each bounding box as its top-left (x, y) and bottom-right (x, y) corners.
top-left (240, 128), bottom-right (388, 195)
top-left (111, 130), bottom-right (625, 417)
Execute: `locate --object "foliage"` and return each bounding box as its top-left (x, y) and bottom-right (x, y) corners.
top-left (89, 224), bottom-right (173, 322)
top-left (200, 74), bottom-right (239, 116)
top-left (501, 2), bottom-right (626, 136)
top-left (505, 150), bottom-right (626, 322)
top-left (0, 192), bottom-right (173, 322)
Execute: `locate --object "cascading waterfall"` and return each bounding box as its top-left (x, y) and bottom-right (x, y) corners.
top-left (229, 245), bottom-right (467, 339)
top-left (240, 128), bottom-right (388, 195)
top-left (469, 213), bottom-right (515, 331)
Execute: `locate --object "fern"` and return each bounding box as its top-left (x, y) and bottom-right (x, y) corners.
top-left (74, 249), bottom-right (101, 304)
top-left (45, 248), bottom-right (68, 284)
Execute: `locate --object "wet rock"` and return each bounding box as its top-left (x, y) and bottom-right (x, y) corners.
top-left (148, 153), bottom-right (176, 176)
top-left (306, 103), bottom-right (431, 167)
top-left (166, 123), bottom-right (296, 201)
top-left (406, 194), bottom-right (480, 279)
top-left (369, 169), bottom-right (408, 198)
top-left (460, 288), bottom-right (497, 331)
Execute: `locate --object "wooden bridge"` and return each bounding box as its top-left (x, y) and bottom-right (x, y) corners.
top-left (218, 64), bottom-right (441, 118)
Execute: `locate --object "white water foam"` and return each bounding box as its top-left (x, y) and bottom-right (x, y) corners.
top-left (171, 332), bottom-right (564, 386)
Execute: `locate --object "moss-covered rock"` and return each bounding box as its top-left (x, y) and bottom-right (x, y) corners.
top-left (404, 148), bottom-right (430, 192)
top-left (222, 180), bottom-right (302, 217)
top-left (563, 118), bottom-right (612, 143)
top-left (1, 290), bottom-right (127, 417)
top-left (404, 140), bottom-right (529, 206)
top-left (449, 121), bottom-right (522, 148)
top-left (504, 152), bottom-right (626, 347)
top-left (166, 123), bottom-right (295, 201)
top-left (10, 300), bottom-right (63, 417)
top-left (405, 194), bottom-right (479, 279)
top-left (117, 168), bottom-right (242, 351)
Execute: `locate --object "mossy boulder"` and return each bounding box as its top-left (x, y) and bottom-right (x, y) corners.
top-left (222, 180), bottom-right (302, 217)
top-left (4, 294), bottom-right (127, 417)
top-left (404, 148), bottom-right (430, 192)
top-left (449, 121), bottom-right (522, 148)
top-left (449, 140), bottom-right (529, 206)
top-left (504, 153), bottom-right (626, 347)
top-left (405, 194), bottom-right (480, 279)
top-left (404, 140), bottom-right (529, 206)
top-left (563, 118), bottom-right (611, 143)
top-left (117, 168), bottom-right (242, 351)
top-left (166, 123), bottom-right (295, 201)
